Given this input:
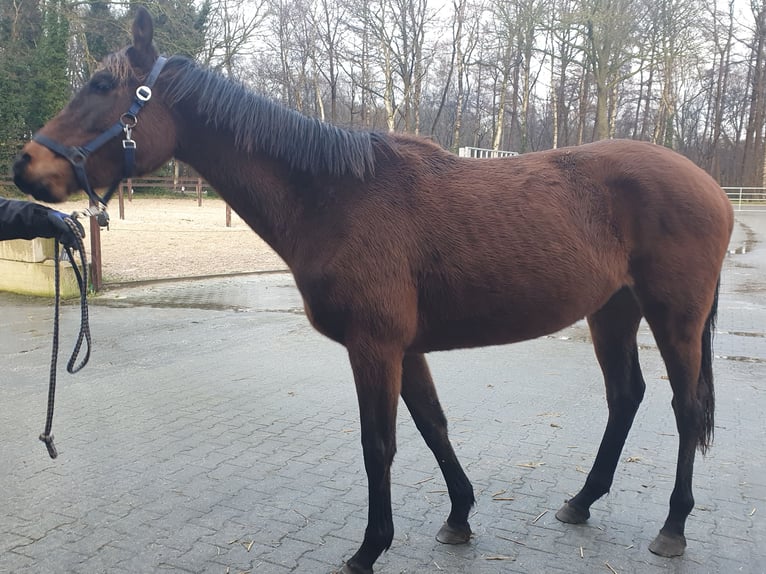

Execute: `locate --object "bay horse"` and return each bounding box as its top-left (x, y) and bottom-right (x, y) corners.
top-left (13, 8), bottom-right (734, 573)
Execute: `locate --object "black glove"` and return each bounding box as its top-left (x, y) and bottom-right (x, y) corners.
top-left (46, 211), bottom-right (85, 248)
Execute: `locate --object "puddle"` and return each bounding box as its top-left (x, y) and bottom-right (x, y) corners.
top-left (717, 355), bottom-right (766, 364)
top-left (545, 334), bottom-right (591, 344)
top-left (544, 328), bottom-right (766, 364)
top-left (718, 330), bottom-right (766, 339)
top-left (92, 299), bottom-right (251, 312)
top-left (728, 220), bottom-right (758, 255)
top-left (92, 272), bottom-right (303, 313)
top-left (543, 334), bottom-right (765, 364)
top-left (734, 282), bottom-right (766, 294)
top-left (92, 299), bottom-right (306, 315)
top-left (257, 307), bottom-right (306, 315)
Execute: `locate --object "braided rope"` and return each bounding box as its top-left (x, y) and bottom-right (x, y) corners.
top-left (40, 217), bottom-right (92, 459)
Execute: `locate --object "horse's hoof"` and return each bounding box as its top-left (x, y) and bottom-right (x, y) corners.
top-left (555, 501), bottom-right (590, 524)
top-left (337, 561), bottom-right (373, 574)
top-left (436, 521), bottom-right (472, 544)
top-left (648, 531), bottom-right (686, 557)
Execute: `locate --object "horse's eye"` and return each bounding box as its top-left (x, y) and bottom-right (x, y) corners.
top-left (89, 75), bottom-right (116, 94)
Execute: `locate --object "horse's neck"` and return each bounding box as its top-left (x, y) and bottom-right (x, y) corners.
top-left (174, 124), bottom-right (302, 265)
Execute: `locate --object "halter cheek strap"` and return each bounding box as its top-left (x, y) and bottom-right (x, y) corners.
top-left (33, 56), bottom-right (167, 208)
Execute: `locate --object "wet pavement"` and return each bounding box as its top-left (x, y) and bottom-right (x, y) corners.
top-left (1, 213), bottom-right (765, 574)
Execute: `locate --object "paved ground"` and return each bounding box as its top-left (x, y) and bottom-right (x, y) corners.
top-left (1, 213), bottom-right (765, 574)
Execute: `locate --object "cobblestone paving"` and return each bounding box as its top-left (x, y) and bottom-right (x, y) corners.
top-left (1, 214), bottom-right (764, 574)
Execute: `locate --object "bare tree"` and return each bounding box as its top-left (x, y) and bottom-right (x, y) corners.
top-left (547, 0), bottom-right (581, 148)
top-left (577, 0), bottom-right (641, 140)
top-left (309, 0), bottom-right (346, 121)
top-left (640, 0), bottom-right (702, 148)
top-left (742, 0), bottom-right (766, 185)
top-left (202, 0), bottom-right (269, 76)
top-left (184, 0), bottom-right (756, 181)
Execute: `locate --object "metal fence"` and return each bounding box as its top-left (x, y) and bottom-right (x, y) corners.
top-left (458, 146), bottom-right (519, 158)
top-left (722, 187), bottom-right (766, 212)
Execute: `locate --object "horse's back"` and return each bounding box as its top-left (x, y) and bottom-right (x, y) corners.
top-left (394, 140), bottom-right (733, 351)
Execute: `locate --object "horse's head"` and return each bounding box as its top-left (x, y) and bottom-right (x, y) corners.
top-left (13, 8), bottom-right (176, 204)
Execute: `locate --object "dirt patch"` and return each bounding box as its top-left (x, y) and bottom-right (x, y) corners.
top-left (53, 196), bottom-right (286, 283)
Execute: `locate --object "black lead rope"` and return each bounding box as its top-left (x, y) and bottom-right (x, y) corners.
top-left (39, 217), bottom-right (92, 459)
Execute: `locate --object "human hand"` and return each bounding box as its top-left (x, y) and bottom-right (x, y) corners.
top-left (47, 211), bottom-right (85, 247)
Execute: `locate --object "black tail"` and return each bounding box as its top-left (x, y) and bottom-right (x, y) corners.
top-left (697, 278), bottom-right (719, 454)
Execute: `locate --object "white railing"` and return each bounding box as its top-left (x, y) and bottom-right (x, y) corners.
top-left (722, 187), bottom-right (766, 212)
top-left (458, 146), bottom-right (519, 158)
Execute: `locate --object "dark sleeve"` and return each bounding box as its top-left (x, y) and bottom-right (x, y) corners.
top-left (0, 198), bottom-right (57, 241)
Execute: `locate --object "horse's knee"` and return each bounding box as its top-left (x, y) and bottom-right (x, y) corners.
top-left (606, 388), bottom-right (644, 417)
top-left (361, 433), bottom-right (396, 467)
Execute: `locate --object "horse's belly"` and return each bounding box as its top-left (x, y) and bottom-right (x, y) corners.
top-left (410, 300), bottom-right (589, 353)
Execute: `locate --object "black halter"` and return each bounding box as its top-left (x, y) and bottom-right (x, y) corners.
top-left (33, 56), bottom-right (167, 208)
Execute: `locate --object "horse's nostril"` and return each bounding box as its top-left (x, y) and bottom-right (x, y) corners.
top-left (12, 153), bottom-right (31, 176)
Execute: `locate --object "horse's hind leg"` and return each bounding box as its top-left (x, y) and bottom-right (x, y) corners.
top-left (556, 287), bottom-right (645, 524)
top-left (640, 284), bottom-right (717, 557)
top-left (401, 353), bottom-right (475, 544)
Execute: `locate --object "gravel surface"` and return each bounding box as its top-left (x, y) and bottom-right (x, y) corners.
top-left (52, 196), bottom-right (286, 283)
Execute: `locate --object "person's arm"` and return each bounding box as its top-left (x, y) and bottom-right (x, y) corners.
top-left (0, 198), bottom-right (83, 245)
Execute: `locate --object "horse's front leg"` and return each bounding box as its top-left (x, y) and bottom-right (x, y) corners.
top-left (340, 340), bottom-right (403, 574)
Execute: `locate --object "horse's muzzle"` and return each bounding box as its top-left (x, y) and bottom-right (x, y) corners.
top-left (12, 152), bottom-right (33, 192)
top-left (12, 152), bottom-right (30, 180)
top-left (12, 152), bottom-right (58, 203)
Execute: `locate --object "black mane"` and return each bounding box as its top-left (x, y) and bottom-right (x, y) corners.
top-left (161, 56), bottom-right (389, 179)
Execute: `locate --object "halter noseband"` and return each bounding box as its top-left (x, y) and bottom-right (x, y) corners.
top-left (33, 56), bottom-right (168, 208)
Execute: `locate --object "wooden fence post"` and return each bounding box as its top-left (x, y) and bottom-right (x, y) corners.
top-left (89, 199), bottom-right (103, 292)
top-left (118, 181), bottom-right (125, 220)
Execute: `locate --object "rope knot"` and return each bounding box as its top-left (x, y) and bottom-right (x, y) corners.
top-left (39, 433), bottom-right (58, 459)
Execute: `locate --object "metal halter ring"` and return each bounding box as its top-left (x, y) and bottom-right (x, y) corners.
top-left (120, 113), bottom-right (138, 129)
top-left (135, 85), bottom-right (152, 102)
top-left (69, 149), bottom-right (87, 165)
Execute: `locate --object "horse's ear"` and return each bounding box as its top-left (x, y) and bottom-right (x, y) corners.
top-left (128, 7), bottom-right (157, 71)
